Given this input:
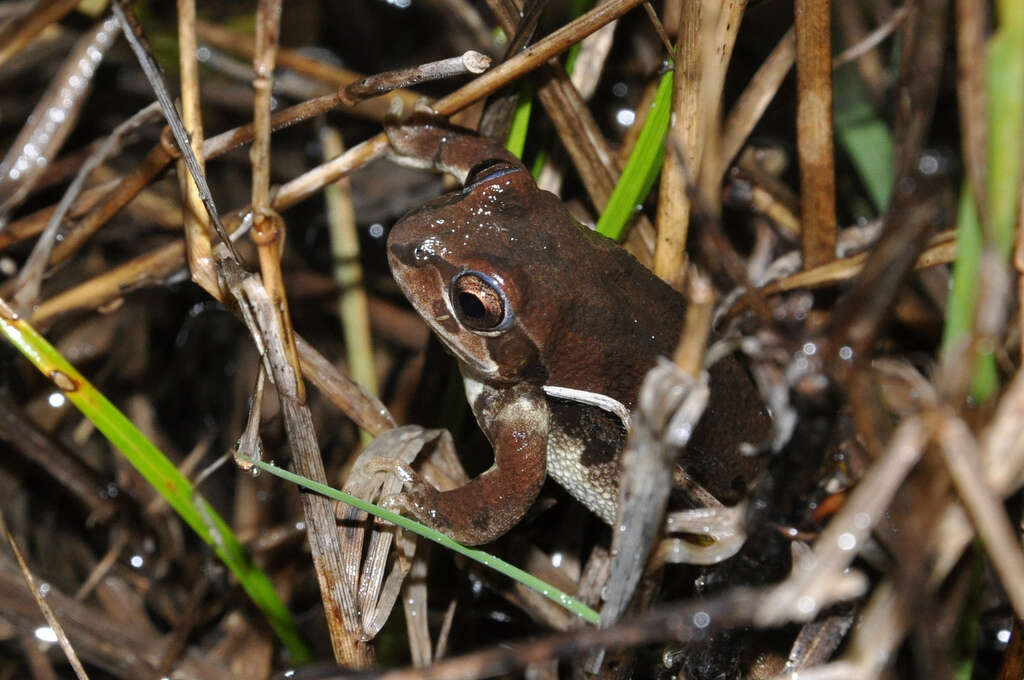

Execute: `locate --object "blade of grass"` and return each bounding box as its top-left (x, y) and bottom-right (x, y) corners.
top-left (986, 30), bottom-right (1023, 259)
top-left (509, 0), bottom-right (590, 165)
top-left (0, 299), bottom-right (309, 662)
top-left (253, 460), bottom-right (602, 625)
top-left (833, 64), bottom-right (893, 213)
top-left (596, 70), bottom-right (673, 240)
top-left (505, 82), bottom-right (534, 158)
top-left (942, 187), bottom-right (999, 398)
top-left (942, 19), bottom-right (1024, 402)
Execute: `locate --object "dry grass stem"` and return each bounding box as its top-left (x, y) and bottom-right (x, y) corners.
top-left (937, 415), bottom-right (1024, 619)
top-left (176, 0), bottom-right (214, 290)
top-left (569, 8), bottom-right (618, 101)
top-left (0, 16), bottom-right (119, 221)
top-left (2, 509), bottom-right (91, 680)
top-left (955, 0), bottom-right (989, 229)
top-left (833, 4), bottom-right (910, 70)
top-left (247, 0), bottom-right (366, 666)
top-left (756, 416), bottom-right (930, 626)
top-left (653, 1), bottom-right (702, 283)
top-left (673, 267), bottom-right (714, 376)
top-left (758, 229), bottom-right (955, 296)
top-left (4, 2), bottom-right (1023, 676)
top-left (195, 19), bottom-right (422, 121)
top-left (641, 2), bottom-right (674, 57)
top-left (10, 102), bottom-right (160, 312)
top-left (488, 0), bottom-right (657, 260)
top-left (832, 1), bottom-right (888, 105)
top-left (0, 0), bottom-right (81, 68)
top-left (720, 28), bottom-right (795, 172)
top-left (343, 51), bottom-right (491, 105)
top-left (794, 0), bottom-right (837, 268)
top-left (321, 127), bottom-right (378, 399)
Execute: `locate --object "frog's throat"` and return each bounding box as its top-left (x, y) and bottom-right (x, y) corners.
top-left (541, 385), bottom-right (631, 430)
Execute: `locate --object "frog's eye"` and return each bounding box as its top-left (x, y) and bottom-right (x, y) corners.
top-left (464, 158), bottom-right (519, 187)
top-left (449, 271), bottom-right (511, 332)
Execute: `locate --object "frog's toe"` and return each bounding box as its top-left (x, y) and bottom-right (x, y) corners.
top-left (363, 458), bottom-right (416, 483)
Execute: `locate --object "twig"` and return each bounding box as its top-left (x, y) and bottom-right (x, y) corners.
top-left (833, 4), bottom-right (911, 68)
top-left (1, 508), bottom-right (91, 680)
top-left (321, 127), bottom-right (378, 402)
top-left (794, 0), bottom-right (837, 268)
top-left (111, 0), bottom-right (241, 262)
top-left (755, 416), bottom-right (930, 626)
top-left (176, 0), bottom-right (215, 290)
top-left (11, 102), bottom-right (160, 312)
top-left (720, 28), bottom-right (796, 172)
top-left (673, 267), bottom-right (714, 377)
top-left (195, 19), bottom-right (421, 121)
top-left (653, 0), bottom-right (704, 283)
top-left (0, 16), bottom-right (120, 223)
top-left (0, 0), bottom-right (81, 68)
top-left (343, 51), bottom-right (491, 104)
top-left (641, 2), bottom-right (674, 56)
top-left (937, 415), bottom-right (1024, 619)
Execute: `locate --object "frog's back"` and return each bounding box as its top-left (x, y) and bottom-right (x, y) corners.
top-left (517, 191), bottom-right (686, 408)
top-left (527, 192), bottom-right (769, 509)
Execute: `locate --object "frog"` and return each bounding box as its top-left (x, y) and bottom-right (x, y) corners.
top-left (380, 119), bottom-right (771, 546)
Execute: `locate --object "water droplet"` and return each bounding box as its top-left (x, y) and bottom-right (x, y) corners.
top-left (693, 611), bottom-right (711, 628)
top-left (34, 626), bottom-right (57, 642)
top-left (837, 532), bottom-right (857, 551)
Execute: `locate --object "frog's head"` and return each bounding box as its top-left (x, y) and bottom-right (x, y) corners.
top-left (386, 156), bottom-right (551, 385)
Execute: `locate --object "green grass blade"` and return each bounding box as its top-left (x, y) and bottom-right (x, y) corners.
top-left (254, 460), bottom-right (602, 625)
top-left (942, 21), bottom-right (1024, 402)
top-left (0, 302), bottom-right (310, 661)
top-left (941, 186), bottom-right (999, 399)
top-left (505, 81), bottom-right (534, 158)
top-left (596, 70), bottom-right (673, 240)
top-left (833, 64), bottom-right (894, 213)
top-left (986, 31), bottom-right (1024, 259)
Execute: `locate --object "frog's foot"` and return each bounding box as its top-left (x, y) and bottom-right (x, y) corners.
top-left (363, 457), bottom-right (444, 526)
top-left (335, 425), bottom-right (441, 526)
top-left (651, 504), bottom-right (747, 567)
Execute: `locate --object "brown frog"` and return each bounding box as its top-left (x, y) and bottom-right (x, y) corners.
top-left (382, 121), bottom-right (770, 545)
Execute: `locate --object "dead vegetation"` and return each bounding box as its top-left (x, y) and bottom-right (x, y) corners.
top-left (0, 0), bottom-right (1022, 678)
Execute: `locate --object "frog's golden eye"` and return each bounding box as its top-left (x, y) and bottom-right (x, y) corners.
top-left (464, 158), bottom-right (519, 187)
top-left (450, 271), bottom-right (511, 332)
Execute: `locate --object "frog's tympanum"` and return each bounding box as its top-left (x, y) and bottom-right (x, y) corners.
top-left (384, 121), bottom-right (771, 545)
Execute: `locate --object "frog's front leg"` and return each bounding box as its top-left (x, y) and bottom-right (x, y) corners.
top-left (376, 384), bottom-right (550, 546)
